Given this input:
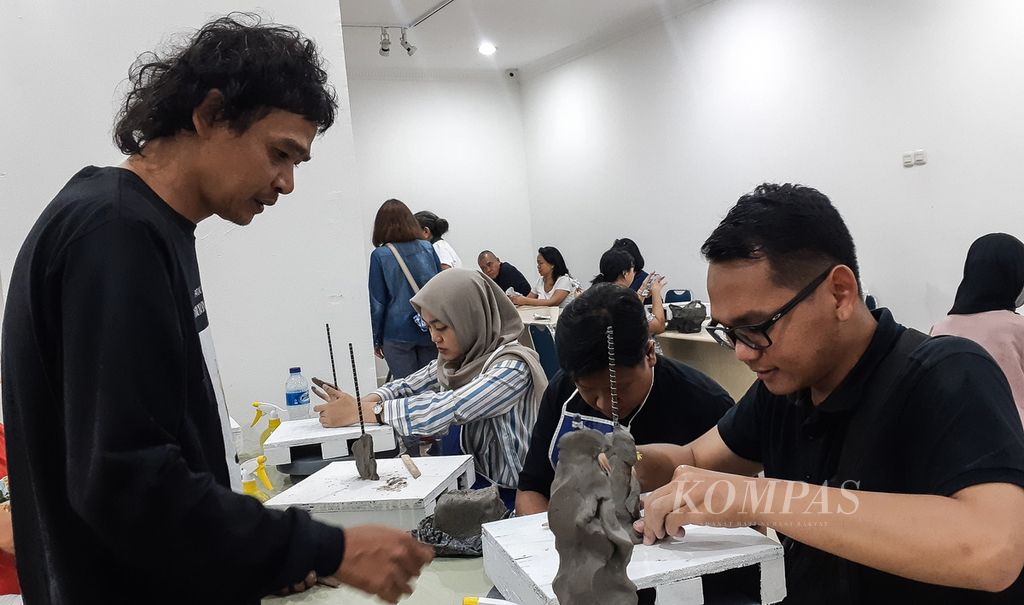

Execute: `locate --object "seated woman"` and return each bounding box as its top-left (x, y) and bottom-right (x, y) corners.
top-left (591, 248), bottom-right (668, 342)
top-left (931, 233), bottom-right (1024, 427)
top-left (510, 246), bottom-right (579, 309)
top-left (312, 269), bottom-right (549, 509)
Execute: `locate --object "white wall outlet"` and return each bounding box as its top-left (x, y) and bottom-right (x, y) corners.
top-left (902, 152), bottom-right (914, 167)
top-left (913, 149), bottom-right (927, 165)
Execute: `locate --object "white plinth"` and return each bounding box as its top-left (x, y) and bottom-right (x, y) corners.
top-left (482, 513), bottom-right (786, 605)
top-left (265, 455), bottom-right (476, 531)
top-left (262, 418), bottom-right (396, 465)
top-left (229, 415), bottom-right (243, 455)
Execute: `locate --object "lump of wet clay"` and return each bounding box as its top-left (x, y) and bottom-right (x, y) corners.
top-left (351, 433), bottom-right (378, 481)
top-left (549, 428), bottom-right (637, 605)
top-left (434, 486), bottom-right (506, 538)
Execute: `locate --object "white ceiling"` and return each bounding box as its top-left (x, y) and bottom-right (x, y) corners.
top-left (339, 0), bottom-right (711, 76)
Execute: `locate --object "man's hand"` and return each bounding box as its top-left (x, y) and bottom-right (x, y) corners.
top-left (311, 378), bottom-right (359, 427)
top-left (274, 571), bottom-right (317, 596)
top-left (374, 345), bottom-right (385, 359)
top-left (334, 525), bottom-right (435, 604)
top-left (635, 465), bottom-right (757, 545)
top-left (0, 507), bottom-right (14, 554)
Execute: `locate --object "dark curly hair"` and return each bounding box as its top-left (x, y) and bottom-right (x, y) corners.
top-left (114, 13), bottom-right (337, 155)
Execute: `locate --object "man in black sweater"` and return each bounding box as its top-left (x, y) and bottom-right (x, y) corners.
top-left (478, 250), bottom-right (532, 296)
top-left (0, 15), bottom-right (431, 605)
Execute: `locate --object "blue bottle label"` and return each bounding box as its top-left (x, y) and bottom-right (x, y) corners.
top-left (286, 390), bottom-right (309, 407)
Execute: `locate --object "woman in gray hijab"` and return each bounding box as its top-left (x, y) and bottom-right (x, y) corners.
top-left (313, 269), bottom-right (548, 508)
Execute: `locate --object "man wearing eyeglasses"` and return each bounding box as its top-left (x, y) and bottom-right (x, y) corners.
top-left (635, 184), bottom-right (1024, 603)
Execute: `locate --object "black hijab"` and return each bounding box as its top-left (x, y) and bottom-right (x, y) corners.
top-left (949, 233), bottom-right (1024, 315)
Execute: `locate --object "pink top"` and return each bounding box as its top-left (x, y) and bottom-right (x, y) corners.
top-left (931, 310), bottom-right (1024, 428)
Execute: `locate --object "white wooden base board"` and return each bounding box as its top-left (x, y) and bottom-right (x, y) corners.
top-left (265, 455), bottom-right (476, 530)
top-left (262, 418), bottom-right (396, 465)
top-left (229, 415), bottom-right (243, 455)
top-left (482, 513), bottom-right (786, 605)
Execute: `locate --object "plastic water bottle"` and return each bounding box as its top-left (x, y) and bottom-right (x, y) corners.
top-left (285, 367), bottom-right (311, 420)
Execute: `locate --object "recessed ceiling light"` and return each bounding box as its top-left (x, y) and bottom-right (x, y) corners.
top-left (478, 41), bottom-right (497, 56)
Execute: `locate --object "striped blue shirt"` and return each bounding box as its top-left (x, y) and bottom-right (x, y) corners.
top-left (374, 356), bottom-right (537, 489)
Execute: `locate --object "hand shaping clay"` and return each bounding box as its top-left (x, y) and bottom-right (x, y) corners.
top-left (351, 433), bottom-right (378, 481)
top-left (548, 428), bottom-right (637, 605)
top-left (434, 485), bottom-right (506, 538)
top-left (606, 426), bottom-right (643, 544)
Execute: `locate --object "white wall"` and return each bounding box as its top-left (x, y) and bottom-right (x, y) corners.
top-left (346, 74), bottom-right (536, 279)
top-left (0, 1), bottom-right (372, 452)
top-left (520, 0), bottom-right (1024, 330)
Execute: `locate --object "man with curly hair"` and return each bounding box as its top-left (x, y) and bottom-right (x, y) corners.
top-left (1, 14), bottom-right (432, 605)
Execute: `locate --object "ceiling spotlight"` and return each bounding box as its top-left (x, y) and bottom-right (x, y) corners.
top-left (379, 27), bottom-right (391, 57)
top-left (400, 28), bottom-right (417, 56)
top-left (478, 41), bottom-right (497, 56)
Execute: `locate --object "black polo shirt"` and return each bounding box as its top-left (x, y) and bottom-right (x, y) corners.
top-left (518, 355), bottom-right (734, 498)
top-left (494, 262), bottom-right (532, 296)
top-left (718, 309), bottom-right (1024, 604)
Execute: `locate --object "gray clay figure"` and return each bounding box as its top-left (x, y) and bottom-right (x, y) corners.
top-left (434, 485), bottom-right (507, 538)
top-left (606, 426), bottom-right (643, 544)
top-left (351, 433), bottom-right (378, 480)
top-left (549, 429), bottom-right (637, 605)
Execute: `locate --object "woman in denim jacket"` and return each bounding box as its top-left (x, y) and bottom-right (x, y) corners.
top-left (368, 198), bottom-right (441, 378)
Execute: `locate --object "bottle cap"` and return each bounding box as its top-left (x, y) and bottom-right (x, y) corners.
top-left (289, 367), bottom-right (301, 374)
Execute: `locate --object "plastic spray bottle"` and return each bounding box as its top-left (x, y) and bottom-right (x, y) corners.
top-left (251, 401), bottom-right (284, 447)
top-left (240, 455), bottom-right (273, 503)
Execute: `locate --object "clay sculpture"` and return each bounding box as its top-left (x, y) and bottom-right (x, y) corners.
top-left (549, 428), bottom-right (637, 605)
top-left (351, 433), bottom-right (378, 481)
top-left (606, 426), bottom-right (643, 544)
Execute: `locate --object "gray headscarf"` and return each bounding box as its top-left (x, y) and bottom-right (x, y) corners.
top-left (411, 269), bottom-right (548, 402)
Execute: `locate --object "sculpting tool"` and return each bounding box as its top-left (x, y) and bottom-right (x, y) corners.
top-left (401, 454), bottom-right (422, 479)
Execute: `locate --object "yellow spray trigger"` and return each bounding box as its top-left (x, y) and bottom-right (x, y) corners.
top-left (255, 455), bottom-right (273, 491)
top-left (251, 401), bottom-right (264, 427)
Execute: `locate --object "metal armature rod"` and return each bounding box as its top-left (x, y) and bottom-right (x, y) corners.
top-left (607, 325), bottom-right (619, 424)
top-left (326, 324), bottom-right (339, 389)
top-left (348, 342), bottom-right (366, 435)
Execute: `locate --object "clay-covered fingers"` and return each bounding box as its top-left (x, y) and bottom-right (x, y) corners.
top-left (639, 483), bottom-right (689, 545)
top-left (317, 575), bottom-right (342, 588)
top-left (275, 570), bottom-right (317, 595)
top-left (311, 377), bottom-right (339, 398)
top-left (294, 570), bottom-right (316, 592)
top-left (663, 511), bottom-right (690, 541)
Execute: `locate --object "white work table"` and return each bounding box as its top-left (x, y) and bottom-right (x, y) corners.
top-left (516, 305), bottom-right (560, 327)
top-left (265, 557), bottom-right (493, 605)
